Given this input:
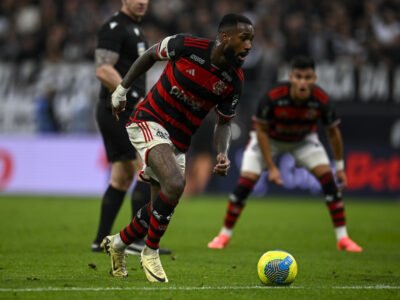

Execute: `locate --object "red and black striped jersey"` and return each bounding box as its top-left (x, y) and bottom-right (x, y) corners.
top-left (253, 81), bottom-right (340, 142)
top-left (130, 34), bottom-right (244, 152)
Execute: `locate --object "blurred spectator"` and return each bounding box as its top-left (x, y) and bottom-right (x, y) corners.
top-left (184, 114), bottom-right (215, 197)
top-left (0, 0), bottom-right (399, 66)
top-left (35, 87), bottom-right (61, 133)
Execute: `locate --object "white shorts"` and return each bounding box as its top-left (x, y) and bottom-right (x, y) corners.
top-left (126, 121), bottom-right (185, 182)
top-left (241, 131), bottom-right (330, 175)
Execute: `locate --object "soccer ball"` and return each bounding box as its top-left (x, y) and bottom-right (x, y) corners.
top-left (257, 250), bottom-right (298, 286)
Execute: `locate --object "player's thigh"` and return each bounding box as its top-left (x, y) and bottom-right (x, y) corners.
top-left (147, 144), bottom-right (185, 186)
top-left (241, 131), bottom-right (266, 176)
top-left (127, 121), bottom-right (184, 183)
top-left (309, 164), bottom-right (332, 178)
top-left (291, 134), bottom-right (330, 170)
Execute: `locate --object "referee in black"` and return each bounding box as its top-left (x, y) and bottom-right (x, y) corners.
top-left (93, 0), bottom-right (170, 255)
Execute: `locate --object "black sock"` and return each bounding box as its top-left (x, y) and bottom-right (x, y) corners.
top-left (93, 185), bottom-right (126, 244)
top-left (131, 180), bottom-right (150, 219)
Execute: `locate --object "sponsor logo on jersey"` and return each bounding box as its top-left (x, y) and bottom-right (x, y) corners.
top-left (189, 54), bottom-right (205, 65)
top-left (212, 80), bottom-right (226, 95)
top-left (170, 86), bottom-right (202, 110)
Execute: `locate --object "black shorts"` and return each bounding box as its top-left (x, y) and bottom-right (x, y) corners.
top-left (96, 98), bottom-right (136, 162)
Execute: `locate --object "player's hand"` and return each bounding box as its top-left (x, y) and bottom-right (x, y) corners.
top-left (336, 170), bottom-right (347, 190)
top-left (268, 165), bottom-right (283, 185)
top-left (111, 102), bottom-right (126, 120)
top-left (111, 84), bottom-right (128, 120)
top-left (213, 153), bottom-right (230, 176)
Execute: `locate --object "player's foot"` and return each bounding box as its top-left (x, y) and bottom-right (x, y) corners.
top-left (91, 242), bottom-right (102, 252)
top-left (125, 239), bottom-right (172, 256)
top-left (101, 235), bottom-right (128, 277)
top-left (337, 237), bottom-right (363, 252)
top-left (141, 246), bottom-right (168, 283)
top-left (207, 233), bottom-right (230, 249)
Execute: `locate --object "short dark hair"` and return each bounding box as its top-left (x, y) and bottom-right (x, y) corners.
top-left (218, 13), bottom-right (253, 32)
top-left (291, 56), bottom-right (315, 70)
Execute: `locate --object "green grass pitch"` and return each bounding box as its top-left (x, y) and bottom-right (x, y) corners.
top-left (0, 195), bottom-right (399, 299)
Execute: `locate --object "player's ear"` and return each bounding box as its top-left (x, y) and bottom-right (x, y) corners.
top-left (219, 31), bottom-right (230, 43)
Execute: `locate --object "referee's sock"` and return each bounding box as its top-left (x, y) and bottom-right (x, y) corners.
top-left (93, 185), bottom-right (126, 244)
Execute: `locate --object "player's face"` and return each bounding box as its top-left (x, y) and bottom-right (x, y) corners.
top-left (123, 0), bottom-right (148, 18)
top-left (223, 23), bottom-right (254, 68)
top-left (289, 68), bottom-right (317, 100)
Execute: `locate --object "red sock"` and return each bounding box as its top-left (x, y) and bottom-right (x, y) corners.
top-left (318, 172), bottom-right (346, 227)
top-left (223, 176), bottom-right (256, 229)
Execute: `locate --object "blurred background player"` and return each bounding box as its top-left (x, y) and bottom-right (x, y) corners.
top-left (183, 114), bottom-right (215, 197)
top-left (93, 0), bottom-right (171, 255)
top-left (208, 56), bottom-right (363, 253)
top-left (101, 13), bottom-right (254, 282)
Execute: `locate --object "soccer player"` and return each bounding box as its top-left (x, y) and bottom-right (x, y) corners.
top-left (93, 0), bottom-right (170, 255)
top-left (101, 14), bottom-right (254, 282)
top-left (208, 56), bottom-right (363, 253)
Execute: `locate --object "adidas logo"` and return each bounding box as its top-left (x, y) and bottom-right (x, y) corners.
top-left (186, 69), bottom-right (195, 76)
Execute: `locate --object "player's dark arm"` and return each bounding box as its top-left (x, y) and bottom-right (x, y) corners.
top-left (120, 44), bottom-right (159, 89)
top-left (255, 121), bottom-right (283, 185)
top-left (213, 117), bottom-right (232, 176)
top-left (326, 125), bottom-right (344, 160)
top-left (213, 117), bottom-right (232, 156)
top-left (326, 125), bottom-right (345, 169)
top-left (254, 121), bottom-right (276, 169)
top-left (95, 49), bottom-right (122, 91)
top-left (111, 44), bottom-right (160, 116)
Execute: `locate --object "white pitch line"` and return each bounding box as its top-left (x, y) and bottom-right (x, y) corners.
top-left (0, 285), bottom-right (399, 292)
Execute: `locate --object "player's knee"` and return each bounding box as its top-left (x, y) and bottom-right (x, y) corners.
top-left (163, 173), bottom-right (185, 200)
top-left (110, 174), bottom-right (133, 190)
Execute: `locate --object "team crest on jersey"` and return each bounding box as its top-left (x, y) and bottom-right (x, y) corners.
top-left (212, 80), bottom-right (226, 95)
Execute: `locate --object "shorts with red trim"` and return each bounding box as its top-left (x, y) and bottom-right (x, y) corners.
top-left (126, 121), bottom-right (185, 182)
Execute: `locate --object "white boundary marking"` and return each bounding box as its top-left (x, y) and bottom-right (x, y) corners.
top-left (0, 285), bottom-right (399, 292)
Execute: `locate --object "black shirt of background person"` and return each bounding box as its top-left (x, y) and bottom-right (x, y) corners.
top-left (97, 11), bottom-right (148, 111)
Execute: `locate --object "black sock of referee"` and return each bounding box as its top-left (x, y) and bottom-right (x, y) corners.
top-left (131, 180), bottom-right (151, 219)
top-left (93, 185), bottom-right (126, 244)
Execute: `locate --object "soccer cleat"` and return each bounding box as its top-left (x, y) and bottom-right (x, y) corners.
top-left (125, 239), bottom-right (173, 256)
top-left (207, 233), bottom-right (230, 249)
top-left (140, 246), bottom-right (168, 283)
top-left (91, 242), bottom-right (102, 252)
top-left (101, 235), bottom-right (128, 277)
top-left (337, 237), bottom-right (363, 252)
